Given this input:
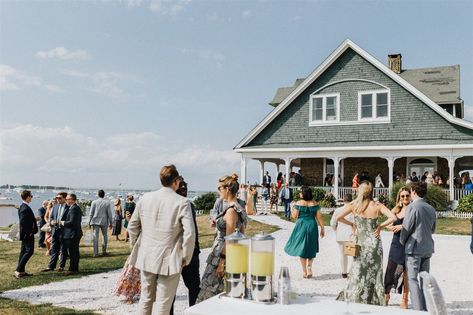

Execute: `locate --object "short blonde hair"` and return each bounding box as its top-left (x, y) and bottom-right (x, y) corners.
top-left (160, 165), bottom-right (179, 187)
top-left (114, 198), bottom-right (121, 206)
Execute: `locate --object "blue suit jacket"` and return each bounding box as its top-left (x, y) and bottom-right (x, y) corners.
top-left (49, 204), bottom-right (69, 237)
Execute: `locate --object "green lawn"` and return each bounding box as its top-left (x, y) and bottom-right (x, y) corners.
top-left (0, 217), bottom-right (278, 314)
top-left (275, 211), bottom-right (472, 235)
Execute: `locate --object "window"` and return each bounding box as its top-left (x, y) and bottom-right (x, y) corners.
top-left (310, 93), bottom-right (340, 124)
top-left (358, 90), bottom-right (390, 120)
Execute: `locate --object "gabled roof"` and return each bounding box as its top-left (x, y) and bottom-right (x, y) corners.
top-left (235, 39), bottom-right (473, 150)
top-left (400, 65), bottom-right (461, 104)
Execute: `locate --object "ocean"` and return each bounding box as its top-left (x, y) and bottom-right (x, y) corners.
top-left (0, 188), bottom-right (207, 228)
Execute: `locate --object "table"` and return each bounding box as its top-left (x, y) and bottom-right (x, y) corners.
top-left (184, 294), bottom-right (427, 315)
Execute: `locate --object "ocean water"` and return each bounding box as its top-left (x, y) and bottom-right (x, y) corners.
top-left (0, 188), bottom-right (207, 227)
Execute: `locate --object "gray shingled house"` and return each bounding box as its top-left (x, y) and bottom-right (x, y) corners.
top-left (234, 39), bottom-right (473, 201)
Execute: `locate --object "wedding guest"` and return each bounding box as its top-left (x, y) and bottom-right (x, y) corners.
top-left (44, 199), bottom-right (56, 255)
top-left (330, 194), bottom-right (353, 278)
top-left (197, 174), bottom-right (247, 302)
top-left (37, 200), bottom-right (48, 248)
top-left (128, 165), bottom-right (195, 315)
top-left (277, 172), bottom-right (283, 189)
top-left (42, 192), bottom-right (68, 272)
top-left (337, 182), bottom-right (396, 305)
top-left (384, 187), bottom-right (410, 308)
top-left (400, 182), bottom-right (436, 311)
top-left (246, 186), bottom-right (257, 215)
top-left (61, 193), bottom-right (83, 276)
top-left (269, 184), bottom-right (279, 213)
top-left (279, 182), bottom-right (293, 220)
top-left (170, 178), bottom-right (201, 314)
top-left (260, 183), bottom-right (269, 215)
top-left (263, 171), bottom-right (271, 186)
top-left (124, 195), bottom-right (136, 242)
top-left (352, 173), bottom-right (360, 192)
top-left (88, 190), bottom-right (113, 257)
top-left (112, 198), bottom-right (123, 241)
top-left (284, 186), bottom-right (325, 278)
top-left (14, 190), bottom-right (38, 279)
top-left (411, 172), bottom-right (419, 182)
top-left (238, 184), bottom-right (247, 208)
top-left (375, 173), bottom-right (385, 188)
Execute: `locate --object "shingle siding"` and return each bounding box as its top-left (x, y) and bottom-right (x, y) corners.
top-left (246, 48), bottom-right (473, 148)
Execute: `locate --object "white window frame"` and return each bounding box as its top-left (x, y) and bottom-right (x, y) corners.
top-left (309, 93), bottom-right (340, 126)
top-left (357, 89), bottom-right (390, 122)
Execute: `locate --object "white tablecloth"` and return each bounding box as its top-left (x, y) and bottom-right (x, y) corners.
top-left (184, 294), bottom-right (427, 315)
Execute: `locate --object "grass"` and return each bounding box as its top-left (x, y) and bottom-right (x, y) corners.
top-left (0, 216), bottom-right (278, 314)
top-left (275, 210), bottom-right (472, 235)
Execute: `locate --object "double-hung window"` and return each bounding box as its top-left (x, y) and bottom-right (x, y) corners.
top-left (310, 93), bottom-right (339, 124)
top-left (358, 90), bottom-right (390, 121)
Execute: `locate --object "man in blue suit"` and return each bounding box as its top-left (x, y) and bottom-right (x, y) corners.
top-left (14, 190), bottom-right (38, 278)
top-left (279, 182), bottom-right (293, 220)
top-left (42, 192), bottom-right (68, 272)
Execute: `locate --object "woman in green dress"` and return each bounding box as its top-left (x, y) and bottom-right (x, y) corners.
top-left (123, 195), bottom-right (136, 242)
top-left (284, 186), bottom-right (325, 278)
top-left (336, 181), bottom-right (396, 305)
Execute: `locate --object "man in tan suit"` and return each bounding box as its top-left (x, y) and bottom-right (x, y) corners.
top-left (128, 165), bottom-right (196, 315)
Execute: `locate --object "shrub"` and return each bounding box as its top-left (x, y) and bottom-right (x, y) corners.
top-left (293, 188), bottom-right (301, 202)
top-left (76, 199), bottom-right (92, 216)
top-left (194, 192), bottom-right (218, 213)
top-left (389, 181), bottom-right (409, 203)
top-left (377, 193), bottom-right (395, 209)
top-left (425, 185), bottom-right (448, 211)
top-left (456, 193), bottom-right (473, 212)
top-left (312, 188), bottom-right (326, 202)
top-left (320, 193), bottom-right (336, 208)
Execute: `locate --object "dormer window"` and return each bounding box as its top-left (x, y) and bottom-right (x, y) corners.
top-left (358, 90), bottom-right (390, 121)
top-left (309, 93), bottom-right (340, 125)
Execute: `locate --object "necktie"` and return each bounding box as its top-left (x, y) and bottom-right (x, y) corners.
top-left (57, 205), bottom-right (63, 221)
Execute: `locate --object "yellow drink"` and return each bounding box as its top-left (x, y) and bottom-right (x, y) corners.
top-left (226, 243), bottom-right (249, 274)
top-left (251, 251), bottom-right (274, 276)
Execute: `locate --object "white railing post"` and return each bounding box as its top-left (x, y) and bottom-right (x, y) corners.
top-left (259, 160), bottom-right (264, 186)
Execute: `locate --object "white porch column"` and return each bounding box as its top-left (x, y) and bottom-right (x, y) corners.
top-left (447, 157), bottom-right (456, 201)
top-left (387, 157), bottom-right (395, 193)
top-left (240, 155), bottom-right (247, 185)
top-left (333, 157), bottom-right (341, 200)
top-left (284, 157), bottom-right (292, 185)
top-left (259, 160), bottom-right (265, 185)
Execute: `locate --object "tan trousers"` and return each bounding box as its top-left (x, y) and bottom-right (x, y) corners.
top-left (337, 241), bottom-right (350, 274)
top-left (139, 270), bottom-right (180, 315)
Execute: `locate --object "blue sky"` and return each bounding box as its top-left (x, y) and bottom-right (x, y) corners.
top-left (1, 0), bottom-right (472, 191)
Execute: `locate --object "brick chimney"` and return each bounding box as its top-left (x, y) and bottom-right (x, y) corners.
top-left (388, 54), bottom-right (402, 74)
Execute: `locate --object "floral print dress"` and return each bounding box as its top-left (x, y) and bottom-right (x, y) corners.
top-left (344, 216), bottom-right (385, 305)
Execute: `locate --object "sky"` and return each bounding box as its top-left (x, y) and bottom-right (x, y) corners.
top-left (0, 0), bottom-right (472, 191)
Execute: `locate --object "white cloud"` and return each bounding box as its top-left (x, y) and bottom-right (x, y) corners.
top-left (242, 10), bottom-right (252, 19)
top-left (149, 0), bottom-right (191, 15)
top-left (125, 0), bottom-right (143, 7)
top-left (0, 124), bottom-right (239, 190)
top-left (0, 64), bottom-right (63, 92)
top-left (60, 69), bottom-right (137, 98)
top-left (36, 47), bottom-right (90, 60)
top-left (181, 48), bottom-right (225, 68)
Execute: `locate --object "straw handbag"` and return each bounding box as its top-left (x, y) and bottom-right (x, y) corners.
top-left (343, 236), bottom-right (360, 257)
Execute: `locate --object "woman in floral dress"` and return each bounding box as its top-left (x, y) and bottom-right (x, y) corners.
top-left (197, 173), bottom-right (248, 302)
top-left (337, 181), bottom-right (396, 305)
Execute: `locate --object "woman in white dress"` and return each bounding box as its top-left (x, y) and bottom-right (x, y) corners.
top-left (330, 194), bottom-right (354, 278)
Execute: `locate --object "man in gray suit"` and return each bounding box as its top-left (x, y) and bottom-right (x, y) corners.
top-left (400, 181), bottom-right (436, 311)
top-left (128, 165), bottom-right (195, 315)
top-left (88, 190), bottom-right (113, 257)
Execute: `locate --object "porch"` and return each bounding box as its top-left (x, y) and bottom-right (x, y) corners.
top-left (237, 145), bottom-right (473, 202)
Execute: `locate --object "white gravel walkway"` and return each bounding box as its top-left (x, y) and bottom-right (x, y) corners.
top-left (1, 214), bottom-right (472, 314)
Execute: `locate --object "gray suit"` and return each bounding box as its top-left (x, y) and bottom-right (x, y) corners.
top-left (400, 197), bottom-right (436, 311)
top-left (88, 198), bottom-right (113, 256)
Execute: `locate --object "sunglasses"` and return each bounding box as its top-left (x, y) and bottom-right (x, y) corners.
top-left (400, 195), bottom-right (410, 199)
top-left (217, 186), bottom-right (225, 191)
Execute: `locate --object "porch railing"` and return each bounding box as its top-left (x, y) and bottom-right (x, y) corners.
top-left (294, 186), bottom-right (472, 202)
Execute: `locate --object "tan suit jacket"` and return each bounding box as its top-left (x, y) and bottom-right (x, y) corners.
top-left (127, 187), bottom-right (195, 276)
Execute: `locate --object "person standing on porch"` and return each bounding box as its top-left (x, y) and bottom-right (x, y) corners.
top-left (400, 182), bottom-right (436, 311)
top-left (352, 173), bottom-right (360, 192)
top-left (375, 173), bottom-right (385, 188)
top-left (279, 182), bottom-right (293, 220)
top-left (260, 183), bottom-right (269, 215)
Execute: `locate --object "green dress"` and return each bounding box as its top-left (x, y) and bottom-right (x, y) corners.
top-left (284, 204), bottom-right (319, 259)
top-left (340, 216), bottom-right (385, 305)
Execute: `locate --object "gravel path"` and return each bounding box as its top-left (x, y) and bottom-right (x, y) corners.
top-left (2, 214), bottom-right (472, 314)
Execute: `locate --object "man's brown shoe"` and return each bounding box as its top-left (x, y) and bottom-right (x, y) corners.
top-left (41, 268), bottom-right (54, 272)
top-left (64, 271), bottom-right (77, 276)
